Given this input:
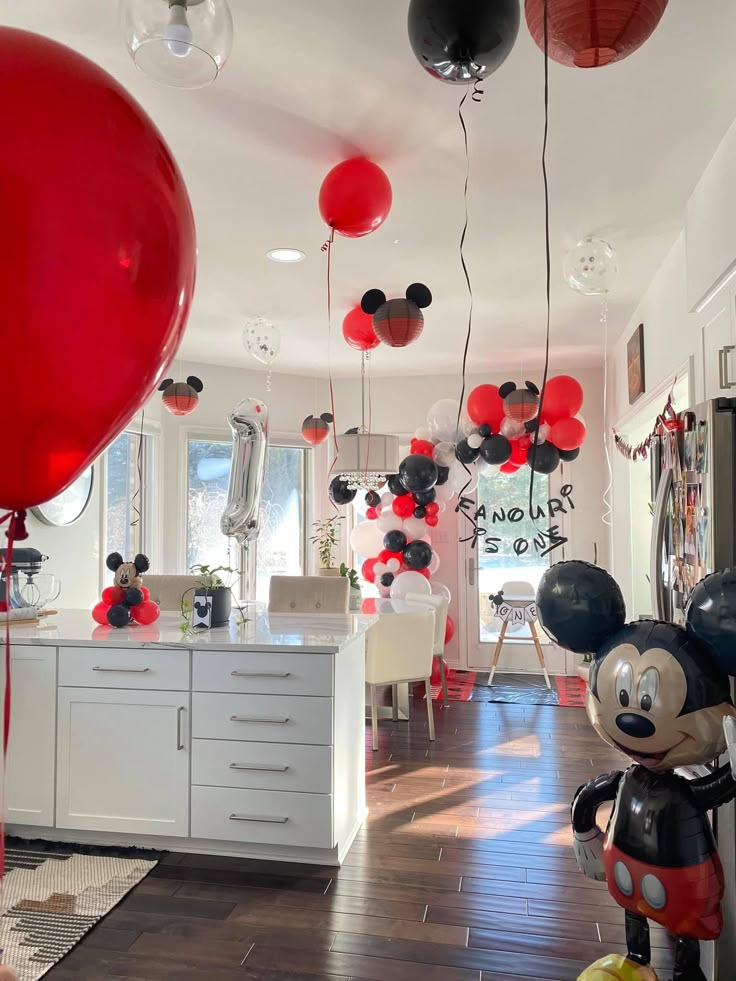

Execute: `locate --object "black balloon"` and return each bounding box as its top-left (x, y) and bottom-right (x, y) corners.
top-left (414, 488), bottom-right (436, 505)
top-left (107, 604), bottom-right (131, 628)
top-left (388, 473), bottom-right (408, 497)
top-left (528, 442), bottom-right (560, 474)
top-left (400, 453), bottom-right (438, 493)
top-left (379, 572), bottom-right (395, 588)
top-left (404, 540), bottom-right (433, 571)
top-left (408, 0), bottom-right (520, 85)
top-left (365, 490), bottom-right (381, 508)
top-left (124, 587), bottom-right (144, 608)
top-left (436, 465), bottom-right (450, 486)
top-left (414, 505), bottom-right (427, 518)
top-left (384, 530), bottom-right (408, 553)
top-left (329, 476), bottom-right (357, 506)
top-left (456, 439), bottom-right (480, 465)
top-left (478, 424), bottom-right (491, 438)
top-left (559, 447), bottom-right (580, 462)
top-left (687, 570), bottom-right (736, 674)
top-left (479, 434), bottom-right (511, 465)
top-left (536, 561), bottom-right (626, 655)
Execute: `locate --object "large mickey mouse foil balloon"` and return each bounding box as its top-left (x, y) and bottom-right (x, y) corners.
top-left (537, 562), bottom-right (736, 981)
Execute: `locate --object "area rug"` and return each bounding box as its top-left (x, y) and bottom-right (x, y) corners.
top-left (0, 838), bottom-right (160, 980)
top-left (469, 672), bottom-right (588, 707)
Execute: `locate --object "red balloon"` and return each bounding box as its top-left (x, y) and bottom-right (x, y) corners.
top-left (130, 600), bottom-right (160, 626)
top-left (379, 549), bottom-right (404, 565)
top-left (425, 502), bottom-right (440, 516)
top-left (393, 495), bottom-right (416, 519)
top-left (500, 461), bottom-right (521, 474)
top-left (102, 586), bottom-right (125, 606)
top-left (510, 442), bottom-right (529, 466)
top-left (426, 514), bottom-right (439, 527)
top-left (365, 506), bottom-right (379, 520)
top-left (140, 586), bottom-right (150, 601)
top-left (412, 439), bottom-right (435, 458)
top-left (319, 158), bottom-right (392, 238)
top-left (417, 568), bottom-right (430, 580)
top-left (362, 558), bottom-right (379, 583)
top-left (92, 601), bottom-right (110, 625)
top-left (444, 614), bottom-right (455, 646)
top-left (342, 305), bottom-right (380, 351)
top-left (361, 597), bottom-right (377, 615)
top-left (541, 375), bottom-right (584, 425)
top-left (550, 416), bottom-right (586, 451)
top-left (525, 0), bottom-right (668, 69)
top-left (0, 29), bottom-right (196, 511)
top-left (467, 385), bottom-right (504, 429)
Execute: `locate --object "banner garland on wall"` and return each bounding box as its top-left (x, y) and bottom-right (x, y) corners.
top-left (612, 388), bottom-right (679, 461)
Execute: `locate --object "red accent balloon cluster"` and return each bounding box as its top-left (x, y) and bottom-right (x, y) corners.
top-left (465, 375), bottom-right (586, 475)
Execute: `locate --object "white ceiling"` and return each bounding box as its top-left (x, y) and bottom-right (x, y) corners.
top-left (5, 1), bottom-right (736, 377)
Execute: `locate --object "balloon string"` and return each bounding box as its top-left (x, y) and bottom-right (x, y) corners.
top-left (529, 0), bottom-right (551, 521)
top-left (361, 351), bottom-right (372, 482)
top-left (266, 369), bottom-right (272, 394)
top-left (130, 410), bottom-right (145, 531)
top-left (324, 228), bottom-right (339, 508)
top-left (601, 297), bottom-right (613, 528)
top-left (471, 78), bottom-right (484, 103)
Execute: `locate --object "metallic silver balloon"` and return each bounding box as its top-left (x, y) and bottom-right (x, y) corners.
top-left (220, 399), bottom-right (269, 545)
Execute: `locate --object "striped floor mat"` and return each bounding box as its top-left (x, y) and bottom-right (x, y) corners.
top-left (0, 839), bottom-right (159, 980)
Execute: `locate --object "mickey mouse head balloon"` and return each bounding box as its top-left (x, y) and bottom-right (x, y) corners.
top-left (302, 412), bottom-right (334, 446)
top-left (361, 283), bottom-right (432, 348)
top-left (159, 376), bottom-right (203, 416)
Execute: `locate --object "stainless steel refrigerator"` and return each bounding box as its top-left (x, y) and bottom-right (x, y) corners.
top-left (650, 397), bottom-right (736, 980)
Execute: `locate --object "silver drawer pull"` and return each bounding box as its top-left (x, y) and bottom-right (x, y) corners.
top-left (231, 670), bottom-right (291, 679)
top-left (93, 666), bottom-right (150, 673)
top-left (229, 813), bottom-right (288, 824)
top-left (229, 715), bottom-right (289, 724)
top-left (229, 762), bottom-right (289, 772)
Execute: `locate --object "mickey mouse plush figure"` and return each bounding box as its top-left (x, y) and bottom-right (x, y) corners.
top-left (361, 283), bottom-right (432, 348)
top-left (537, 562), bottom-right (736, 981)
top-left (92, 552), bottom-right (160, 628)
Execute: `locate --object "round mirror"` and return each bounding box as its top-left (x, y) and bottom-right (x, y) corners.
top-left (31, 467), bottom-right (94, 527)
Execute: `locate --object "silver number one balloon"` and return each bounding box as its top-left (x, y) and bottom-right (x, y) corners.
top-left (220, 399), bottom-right (269, 545)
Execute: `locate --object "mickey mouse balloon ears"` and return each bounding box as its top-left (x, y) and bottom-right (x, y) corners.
top-left (160, 376), bottom-right (204, 416)
top-left (360, 283), bottom-right (432, 348)
top-left (301, 412), bottom-right (334, 446)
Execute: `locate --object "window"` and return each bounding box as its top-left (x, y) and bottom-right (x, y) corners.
top-left (186, 437), bottom-right (307, 601)
top-left (104, 430), bottom-right (154, 560)
top-left (477, 467), bottom-right (551, 642)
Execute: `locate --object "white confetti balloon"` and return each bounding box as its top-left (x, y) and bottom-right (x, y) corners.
top-left (243, 317), bottom-right (281, 366)
top-left (563, 236), bottom-right (618, 296)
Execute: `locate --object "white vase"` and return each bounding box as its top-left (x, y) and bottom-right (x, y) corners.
top-left (318, 568), bottom-right (340, 577)
top-left (349, 586), bottom-right (362, 612)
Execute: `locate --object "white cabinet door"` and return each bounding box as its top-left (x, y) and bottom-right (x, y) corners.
top-left (700, 288), bottom-right (736, 400)
top-left (56, 688), bottom-right (189, 837)
top-left (6, 646), bottom-right (56, 827)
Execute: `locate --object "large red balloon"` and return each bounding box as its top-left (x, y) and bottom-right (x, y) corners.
top-left (541, 375), bottom-right (584, 425)
top-left (0, 29), bottom-right (196, 512)
top-left (319, 159), bottom-right (392, 238)
top-left (467, 385), bottom-right (505, 429)
top-left (550, 417), bottom-right (586, 451)
top-left (444, 615), bottom-right (455, 646)
top-left (525, 0), bottom-right (668, 69)
top-left (130, 600), bottom-right (161, 626)
top-left (342, 305), bottom-right (380, 351)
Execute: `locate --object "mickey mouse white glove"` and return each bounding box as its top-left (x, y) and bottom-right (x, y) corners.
top-left (572, 826), bottom-right (607, 882)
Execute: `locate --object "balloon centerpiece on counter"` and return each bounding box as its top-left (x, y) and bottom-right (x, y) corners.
top-left (537, 562), bottom-right (736, 980)
top-left (92, 552), bottom-right (160, 628)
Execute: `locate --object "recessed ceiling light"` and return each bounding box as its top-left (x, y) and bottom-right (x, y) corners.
top-left (266, 248), bottom-right (305, 263)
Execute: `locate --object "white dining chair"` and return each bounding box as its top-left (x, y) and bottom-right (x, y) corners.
top-left (365, 611), bottom-right (436, 752)
top-left (489, 579), bottom-right (551, 688)
top-left (144, 575), bottom-right (202, 611)
top-left (405, 592), bottom-right (450, 706)
top-left (268, 575), bottom-right (349, 614)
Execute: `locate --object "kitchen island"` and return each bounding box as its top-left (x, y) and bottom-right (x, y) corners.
top-left (4, 609), bottom-right (372, 866)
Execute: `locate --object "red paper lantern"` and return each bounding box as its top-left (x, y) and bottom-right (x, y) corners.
top-left (319, 158), bottom-right (392, 238)
top-left (301, 413), bottom-right (333, 446)
top-left (342, 305), bottom-right (380, 351)
top-left (550, 417), bottom-right (586, 451)
top-left (163, 388), bottom-right (199, 417)
top-left (467, 385), bottom-right (504, 429)
top-left (525, 0), bottom-right (669, 69)
top-left (373, 298), bottom-right (424, 348)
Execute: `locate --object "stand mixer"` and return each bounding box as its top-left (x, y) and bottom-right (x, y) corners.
top-left (0, 548), bottom-right (59, 609)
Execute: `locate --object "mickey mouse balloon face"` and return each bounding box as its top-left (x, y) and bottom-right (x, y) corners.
top-left (361, 283), bottom-right (432, 348)
top-left (159, 376), bottom-right (203, 416)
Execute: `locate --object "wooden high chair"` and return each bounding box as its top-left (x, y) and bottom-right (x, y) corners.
top-left (488, 579), bottom-right (551, 689)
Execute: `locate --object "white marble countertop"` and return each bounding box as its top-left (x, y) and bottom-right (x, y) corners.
top-left (6, 609), bottom-right (378, 654)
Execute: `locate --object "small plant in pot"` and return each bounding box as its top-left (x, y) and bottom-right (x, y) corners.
top-left (310, 517), bottom-right (344, 577)
top-left (187, 563), bottom-right (238, 627)
top-left (340, 562), bottom-right (362, 611)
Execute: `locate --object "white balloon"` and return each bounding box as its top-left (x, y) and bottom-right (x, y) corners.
top-left (500, 417), bottom-right (525, 439)
top-left (428, 552), bottom-right (441, 575)
top-left (380, 492), bottom-right (393, 508)
top-left (390, 570), bottom-right (431, 601)
top-left (377, 509), bottom-right (404, 533)
top-left (467, 433), bottom-right (484, 450)
top-left (461, 412), bottom-right (476, 437)
top-left (431, 581), bottom-right (451, 603)
top-left (404, 516), bottom-right (428, 539)
top-left (427, 398), bottom-right (462, 444)
top-left (399, 445), bottom-right (411, 460)
top-left (386, 558), bottom-right (401, 573)
top-left (537, 423), bottom-right (551, 443)
top-left (448, 458), bottom-right (478, 495)
top-left (563, 236), bottom-right (618, 296)
top-left (415, 426), bottom-right (433, 442)
top-left (243, 317), bottom-right (281, 366)
top-left (435, 482), bottom-right (455, 504)
top-left (350, 520), bottom-right (384, 557)
top-left (432, 441), bottom-right (456, 467)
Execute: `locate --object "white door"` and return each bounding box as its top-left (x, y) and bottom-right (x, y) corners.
top-left (56, 688), bottom-right (189, 836)
top-left (461, 465), bottom-right (568, 676)
top-left (5, 646), bottom-right (56, 827)
top-left (700, 285), bottom-right (736, 400)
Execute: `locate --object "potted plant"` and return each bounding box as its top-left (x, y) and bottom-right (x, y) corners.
top-left (310, 517), bottom-right (343, 577)
top-left (188, 563), bottom-right (238, 627)
top-left (340, 562), bottom-right (362, 611)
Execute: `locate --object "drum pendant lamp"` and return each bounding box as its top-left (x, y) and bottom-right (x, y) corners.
top-left (524, 0), bottom-right (669, 68)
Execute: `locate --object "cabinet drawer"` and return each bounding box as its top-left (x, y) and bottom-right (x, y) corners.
top-left (193, 651), bottom-right (332, 696)
top-left (192, 739), bottom-right (332, 794)
top-left (59, 647), bottom-right (189, 691)
top-left (191, 786), bottom-right (334, 848)
top-left (192, 692), bottom-right (332, 745)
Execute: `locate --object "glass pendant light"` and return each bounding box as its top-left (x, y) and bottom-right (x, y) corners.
top-left (120, 0), bottom-right (233, 89)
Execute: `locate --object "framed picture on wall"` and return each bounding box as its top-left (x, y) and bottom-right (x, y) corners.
top-left (627, 323), bottom-right (645, 404)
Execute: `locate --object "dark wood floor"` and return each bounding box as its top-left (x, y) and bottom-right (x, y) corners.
top-left (48, 695), bottom-right (675, 981)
